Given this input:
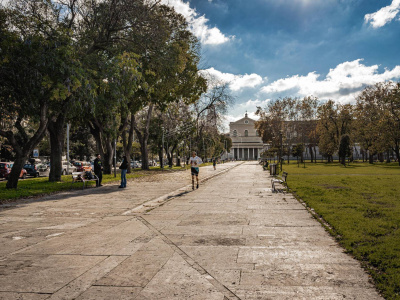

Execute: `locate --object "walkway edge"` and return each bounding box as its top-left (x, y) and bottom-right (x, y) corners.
top-left (122, 162), bottom-right (244, 215)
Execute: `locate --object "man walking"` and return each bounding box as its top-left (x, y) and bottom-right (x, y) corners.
top-left (94, 154), bottom-right (103, 187)
top-left (189, 151), bottom-right (202, 190)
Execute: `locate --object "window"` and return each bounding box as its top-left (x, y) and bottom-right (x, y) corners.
top-left (233, 130), bottom-right (237, 137)
top-left (256, 130), bottom-right (260, 137)
top-left (244, 130), bottom-right (248, 137)
top-left (244, 120), bottom-right (249, 124)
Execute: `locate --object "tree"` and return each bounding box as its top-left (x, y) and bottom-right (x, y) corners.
top-left (354, 83), bottom-right (391, 164)
top-left (0, 7), bottom-right (80, 188)
top-left (317, 100), bottom-right (353, 163)
top-left (255, 99), bottom-right (286, 158)
top-left (292, 143), bottom-right (304, 166)
top-left (339, 134), bottom-right (351, 165)
top-left (131, 5), bottom-right (207, 170)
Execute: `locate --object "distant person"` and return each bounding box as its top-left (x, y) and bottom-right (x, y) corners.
top-left (212, 157), bottom-right (216, 170)
top-left (94, 154), bottom-right (103, 187)
top-left (189, 151), bottom-right (202, 190)
top-left (119, 156), bottom-right (128, 188)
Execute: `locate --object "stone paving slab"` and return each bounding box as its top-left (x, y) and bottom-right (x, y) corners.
top-left (0, 254), bottom-right (105, 293)
top-left (0, 162), bottom-right (383, 299)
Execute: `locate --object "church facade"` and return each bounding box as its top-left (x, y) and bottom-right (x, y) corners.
top-left (225, 113), bottom-right (264, 160)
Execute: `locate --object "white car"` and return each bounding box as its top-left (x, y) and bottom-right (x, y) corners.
top-left (61, 162), bottom-right (77, 175)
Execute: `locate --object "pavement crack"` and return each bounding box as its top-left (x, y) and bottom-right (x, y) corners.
top-left (135, 216), bottom-right (242, 300)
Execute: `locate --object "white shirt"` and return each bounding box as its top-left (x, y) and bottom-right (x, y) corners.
top-left (189, 156), bottom-right (202, 167)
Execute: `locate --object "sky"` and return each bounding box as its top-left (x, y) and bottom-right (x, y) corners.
top-left (161, 0), bottom-right (400, 130)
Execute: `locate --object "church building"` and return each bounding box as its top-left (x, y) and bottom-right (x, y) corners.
top-left (226, 113), bottom-right (264, 160)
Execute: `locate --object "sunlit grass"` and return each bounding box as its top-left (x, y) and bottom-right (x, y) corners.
top-left (284, 162), bottom-right (400, 299)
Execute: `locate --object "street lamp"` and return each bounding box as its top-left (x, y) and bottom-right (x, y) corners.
top-left (279, 130), bottom-right (283, 173)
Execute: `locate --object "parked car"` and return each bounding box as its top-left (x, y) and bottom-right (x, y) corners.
top-left (23, 164), bottom-right (40, 177)
top-left (149, 160), bottom-right (158, 166)
top-left (37, 163), bottom-right (50, 176)
top-left (0, 162), bottom-right (27, 179)
top-left (61, 161), bottom-right (77, 175)
top-left (130, 161), bottom-right (141, 168)
top-left (73, 161), bottom-right (92, 172)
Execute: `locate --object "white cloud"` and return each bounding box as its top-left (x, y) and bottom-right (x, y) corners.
top-left (200, 68), bottom-right (265, 91)
top-left (161, 0), bottom-right (233, 45)
top-left (365, 0), bottom-right (400, 28)
top-left (239, 99), bottom-right (271, 109)
top-left (260, 59), bottom-right (400, 103)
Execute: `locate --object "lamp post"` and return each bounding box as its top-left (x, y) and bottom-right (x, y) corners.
top-left (161, 126), bottom-right (164, 170)
top-left (279, 130), bottom-right (283, 173)
top-left (114, 139), bottom-right (117, 177)
top-left (66, 123), bottom-right (70, 174)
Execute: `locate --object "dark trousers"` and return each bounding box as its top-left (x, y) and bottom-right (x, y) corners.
top-left (95, 171), bottom-right (102, 186)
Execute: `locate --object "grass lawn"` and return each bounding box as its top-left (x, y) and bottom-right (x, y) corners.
top-left (0, 162), bottom-right (213, 203)
top-left (281, 161), bottom-right (400, 299)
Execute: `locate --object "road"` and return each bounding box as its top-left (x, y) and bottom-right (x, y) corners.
top-left (0, 162), bottom-right (382, 299)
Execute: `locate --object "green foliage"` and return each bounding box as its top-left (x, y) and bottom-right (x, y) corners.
top-left (291, 143), bottom-right (304, 158)
top-left (284, 162), bottom-right (400, 299)
top-left (339, 134), bottom-right (352, 164)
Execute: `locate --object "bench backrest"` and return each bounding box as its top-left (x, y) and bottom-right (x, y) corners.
top-left (72, 172), bottom-right (85, 179)
top-left (282, 172), bottom-right (288, 181)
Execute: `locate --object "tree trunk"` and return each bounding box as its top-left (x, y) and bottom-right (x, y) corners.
top-left (140, 138), bottom-right (149, 170)
top-left (386, 149), bottom-right (391, 163)
top-left (176, 149), bottom-right (181, 167)
top-left (369, 153), bottom-right (374, 164)
top-left (309, 144), bottom-right (314, 163)
top-left (122, 115), bottom-right (134, 173)
top-left (158, 145), bottom-right (163, 168)
top-left (48, 114), bottom-right (66, 182)
top-left (394, 145), bottom-right (400, 166)
top-left (313, 146), bottom-right (317, 163)
top-left (122, 129), bottom-right (132, 173)
top-left (103, 139), bottom-right (114, 174)
top-left (132, 104), bottom-right (154, 171)
top-left (6, 154), bottom-right (27, 189)
top-left (2, 104), bottom-right (48, 189)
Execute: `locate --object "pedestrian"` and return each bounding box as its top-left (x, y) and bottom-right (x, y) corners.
top-left (93, 154), bottom-right (103, 187)
top-left (189, 151), bottom-right (202, 190)
top-left (212, 157), bottom-right (216, 170)
top-left (119, 156), bottom-right (128, 188)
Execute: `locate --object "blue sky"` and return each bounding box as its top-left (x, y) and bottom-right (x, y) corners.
top-left (168, 0), bottom-right (400, 127)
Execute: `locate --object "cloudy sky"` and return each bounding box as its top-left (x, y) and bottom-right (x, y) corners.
top-left (162, 0), bottom-right (400, 129)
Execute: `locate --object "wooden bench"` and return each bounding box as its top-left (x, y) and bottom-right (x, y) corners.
top-left (271, 171), bottom-right (288, 192)
top-left (71, 172), bottom-right (99, 189)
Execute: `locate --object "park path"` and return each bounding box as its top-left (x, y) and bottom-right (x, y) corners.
top-left (0, 162), bottom-right (382, 299)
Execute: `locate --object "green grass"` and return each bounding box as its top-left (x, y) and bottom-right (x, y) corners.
top-left (282, 162), bottom-right (400, 299)
top-left (0, 171), bottom-right (147, 203)
top-left (0, 162), bottom-right (214, 203)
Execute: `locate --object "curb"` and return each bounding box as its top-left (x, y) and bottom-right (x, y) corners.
top-left (122, 162), bottom-right (244, 214)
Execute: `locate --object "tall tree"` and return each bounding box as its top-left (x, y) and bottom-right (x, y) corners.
top-left (317, 100), bottom-right (353, 162)
top-left (354, 83), bottom-right (391, 164)
top-left (0, 7), bottom-right (80, 188)
top-left (131, 5), bottom-right (207, 170)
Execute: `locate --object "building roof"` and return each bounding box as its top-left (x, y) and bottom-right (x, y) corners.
top-left (229, 112), bottom-right (257, 125)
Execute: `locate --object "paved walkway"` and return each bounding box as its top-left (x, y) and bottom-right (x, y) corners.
top-left (0, 162), bottom-right (382, 299)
